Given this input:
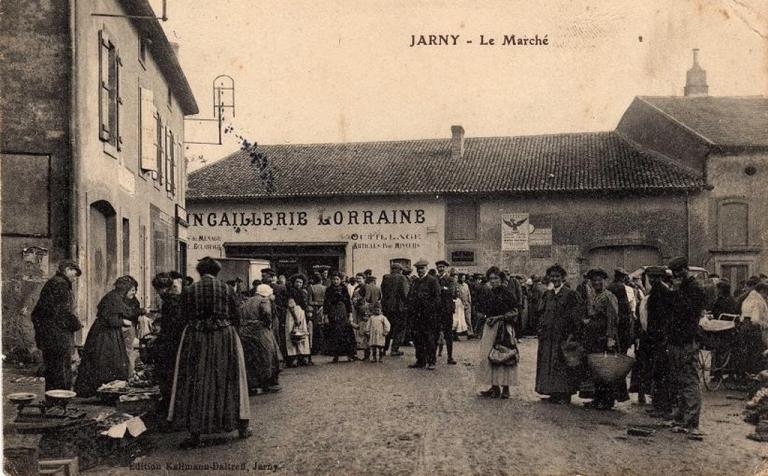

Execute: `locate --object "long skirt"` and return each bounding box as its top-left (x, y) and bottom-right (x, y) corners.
top-left (239, 320), bottom-right (280, 390)
top-left (475, 320), bottom-right (517, 389)
top-left (327, 303), bottom-right (357, 357)
top-left (75, 326), bottom-right (129, 398)
top-left (168, 324), bottom-right (250, 434)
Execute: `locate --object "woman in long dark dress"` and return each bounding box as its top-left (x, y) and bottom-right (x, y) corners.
top-left (168, 257), bottom-right (250, 449)
top-left (239, 285), bottom-right (281, 394)
top-left (323, 272), bottom-right (358, 363)
top-left (74, 276), bottom-right (135, 397)
top-left (535, 264), bottom-right (581, 404)
top-left (151, 272), bottom-right (185, 416)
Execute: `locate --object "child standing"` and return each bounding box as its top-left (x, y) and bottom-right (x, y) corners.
top-left (364, 303), bottom-right (391, 363)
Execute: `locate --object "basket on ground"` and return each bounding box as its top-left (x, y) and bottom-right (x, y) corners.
top-left (587, 353), bottom-right (635, 384)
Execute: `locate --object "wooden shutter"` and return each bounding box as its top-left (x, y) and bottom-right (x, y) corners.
top-left (98, 30), bottom-right (111, 142)
top-left (167, 130), bottom-right (176, 194)
top-left (155, 114), bottom-right (163, 182)
top-left (139, 88), bottom-right (156, 171)
top-left (165, 129), bottom-right (172, 192)
top-left (115, 51), bottom-right (123, 150)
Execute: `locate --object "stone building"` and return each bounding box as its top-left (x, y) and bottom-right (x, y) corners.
top-left (1, 0), bottom-right (198, 354)
top-left (185, 129), bottom-right (701, 283)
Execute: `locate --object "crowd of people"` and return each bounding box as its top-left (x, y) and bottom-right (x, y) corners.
top-left (29, 255), bottom-right (768, 448)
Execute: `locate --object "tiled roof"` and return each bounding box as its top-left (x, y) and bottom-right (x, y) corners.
top-left (187, 131), bottom-right (704, 200)
top-left (639, 96), bottom-right (768, 149)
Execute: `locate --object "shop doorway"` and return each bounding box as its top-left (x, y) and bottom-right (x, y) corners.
top-left (88, 200), bottom-right (117, 329)
top-left (224, 243), bottom-right (345, 279)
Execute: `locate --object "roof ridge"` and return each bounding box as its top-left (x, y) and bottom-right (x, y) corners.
top-left (635, 97), bottom-right (716, 146)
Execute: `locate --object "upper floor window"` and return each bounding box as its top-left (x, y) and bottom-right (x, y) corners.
top-left (446, 200), bottom-right (477, 241)
top-left (139, 38), bottom-right (148, 68)
top-left (718, 200), bottom-right (749, 248)
top-left (99, 28), bottom-right (122, 153)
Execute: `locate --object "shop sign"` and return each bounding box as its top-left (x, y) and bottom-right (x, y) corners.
top-left (451, 250), bottom-right (475, 263)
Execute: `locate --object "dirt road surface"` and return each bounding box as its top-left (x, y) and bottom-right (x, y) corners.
top-left (93, 338), bottom-right (767, 476)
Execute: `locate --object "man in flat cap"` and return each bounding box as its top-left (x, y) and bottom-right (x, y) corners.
top-left (381, 262), bottom-right (410, 357)
top-left (435, 260), bottom-right (458, 365)
top-left (666, 256), bottom-right (705, 437)
top-left (407, 259), bottom-right (441, 370)
top-left (31, 260), bottom-right (83, 390)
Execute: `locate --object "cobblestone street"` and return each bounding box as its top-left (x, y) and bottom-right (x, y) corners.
top-left (95, 338), bottom-right (767, 476)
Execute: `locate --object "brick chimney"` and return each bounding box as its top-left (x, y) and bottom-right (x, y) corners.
top-left (684, 48), bottom-right (708, 97)
top-left (451, 125), bottom-right (465, 159)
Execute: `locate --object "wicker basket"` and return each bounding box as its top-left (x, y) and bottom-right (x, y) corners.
top-left (587, 353), bottom-right (635, 384)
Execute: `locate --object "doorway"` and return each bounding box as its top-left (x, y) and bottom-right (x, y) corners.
top-left (720, 263), bottom-right (750, 289)
top-left (89, 201), bottom-right (117, 329)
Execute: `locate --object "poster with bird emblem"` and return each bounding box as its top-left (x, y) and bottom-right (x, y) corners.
top-left (501, 213), bottom-right (530, 251)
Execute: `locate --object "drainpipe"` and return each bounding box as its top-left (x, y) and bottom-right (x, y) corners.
top-left (69, 0), bottom-right (85, 342)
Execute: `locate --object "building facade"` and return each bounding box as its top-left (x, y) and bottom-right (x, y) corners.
top-left (186, 129), bottom-right (700, 284)
top-left (1, 0), bottom-right (198, 354)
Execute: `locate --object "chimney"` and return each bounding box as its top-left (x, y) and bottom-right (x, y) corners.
top-left (451, 125), bottom-right (465, 159)
top-left (684, 48), bottom-right (708, 97)
top-left (170, 41), bottom-right (181, 58)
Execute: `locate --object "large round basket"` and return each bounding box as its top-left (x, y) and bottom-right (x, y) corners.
top-left (587, 353), bottom-right (635, 384)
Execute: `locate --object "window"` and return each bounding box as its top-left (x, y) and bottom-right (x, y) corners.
top-left (166, 129), bottom-right (174, 194)
top-left (719, 200), bottom-right (749, 248)
top-left (139, 87), bottom-right (157, 173)
top-left (446, 201), bottom-right (477, 241)
top-left (138, 38), bottom-right (148, 68)
top-left (122, 218), bottom-right (130, 274)
top-left (99, 28), bottom-right (122, 152)
top-left (167, 86), bottom-right (172, 109)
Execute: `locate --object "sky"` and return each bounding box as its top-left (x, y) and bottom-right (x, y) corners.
top-left (152, 0), bottom-right (768, 170)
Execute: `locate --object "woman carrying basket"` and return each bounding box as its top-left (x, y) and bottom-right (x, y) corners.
top-left (476, 267), bottom-right (519, 399)
top-left (581, 268), bottom-right (622, 410)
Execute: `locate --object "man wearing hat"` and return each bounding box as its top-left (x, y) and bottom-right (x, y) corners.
top-left (435, 260), bottom-right (458, 365)
top-left (581, 268), bottom-right (621, 410)
top-left (31, 260), bottom-right (83, 391)
top-left (262, 268), bottom-right (288, 360)
top-left (644, 266), bottom-right (675, 419)
top-left (407, 259), bottom-right (441, 370)
top-left (666, 256), bottom-right (705, 437)
top-left (381, 262), bottom-right (410, 357)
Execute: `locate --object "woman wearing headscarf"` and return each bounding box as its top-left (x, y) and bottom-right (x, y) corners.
top-left (239, 284), bottom-right (281, 394)
top-left (535, 264), bottom-right (582, 404)
top-left (475, 267), bottom-right (519, 399)
top-left (324, 272), bottom-right (358, 363)
top-left (74, 276), bottom-right (135, 397)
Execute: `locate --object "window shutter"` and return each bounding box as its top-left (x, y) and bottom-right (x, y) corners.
top-left (165, 129), bottom-right (172, 192)
top-left (155, 113), bottom-right (163, 182)
top-left (98, 30), bottom-right (111, 142)
top-left (115, 51), bottom-right (123, 150)
top-left (140, 88), bottom-right (156, 171)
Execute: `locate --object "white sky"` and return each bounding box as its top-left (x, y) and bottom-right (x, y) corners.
top-left (152, 0), bottom-right (768, 169)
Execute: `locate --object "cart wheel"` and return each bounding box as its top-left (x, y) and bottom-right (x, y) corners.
top-left (697, 349), bottom-right (712, 391)
top-left (708, 350), bottom-right (730, 391)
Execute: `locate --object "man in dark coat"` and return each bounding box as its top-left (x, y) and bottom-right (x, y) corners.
top-left (435, 260), bottom-right (457, 365)
top-left (262, 268), bottom-right (288, 361)
top-left (535, 264), bottom-right (581, 404)
top-left (645, 266), bottom-right (675, 418)
top-left (667, 257), bottom-right (706, 437)
top-left (31, 260), bottom-right (83, 391)
top-left (408, 259), bottom-right (441, 370)
top-left (381, 263), bottom-right (410, 357)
